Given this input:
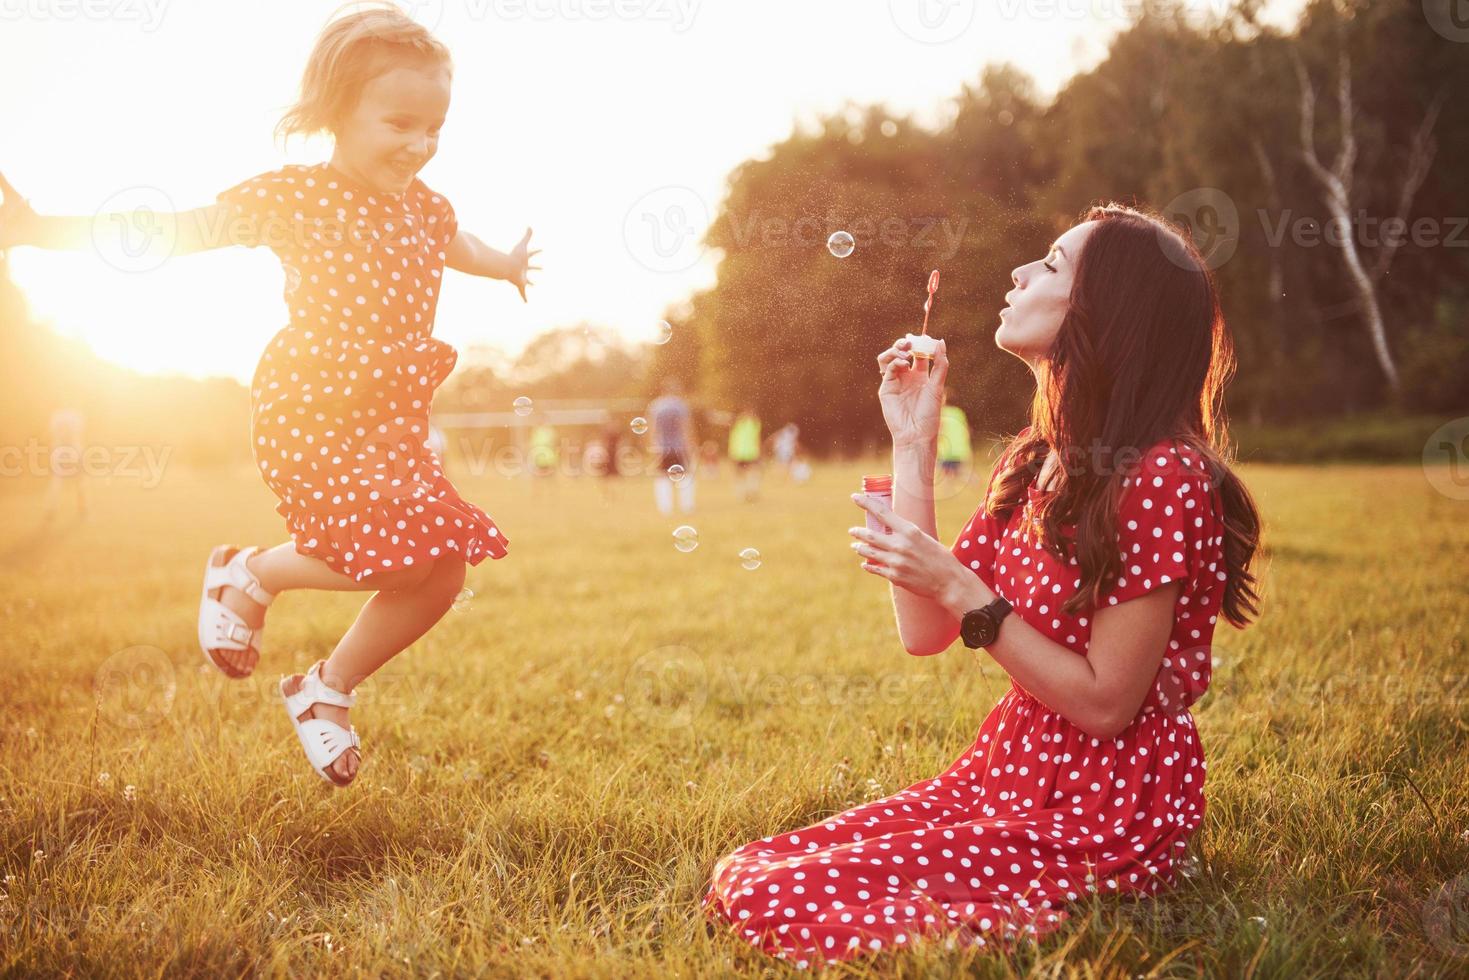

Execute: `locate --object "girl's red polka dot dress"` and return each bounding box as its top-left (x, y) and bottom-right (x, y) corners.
top-left (216, 162), bottom-right (509, 582)
top-left (704, 426), bottom-right (1226, 967)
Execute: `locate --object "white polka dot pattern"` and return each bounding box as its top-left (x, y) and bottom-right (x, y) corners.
top-left (703, 426), bottom-right (1221, 965)
top-left (217, 162), bottom-right (509, 581)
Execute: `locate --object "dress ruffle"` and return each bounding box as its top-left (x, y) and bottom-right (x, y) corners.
top-left (278, 469), bottom-right (508, 582)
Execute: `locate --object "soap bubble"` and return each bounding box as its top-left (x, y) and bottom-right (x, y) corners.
top-left (512, 396), bottom-right (533, 417)
top-left (739, 547), bottom-right (762, 571)
top-left (630, 417), bottom-right (649, 435)
top-left (654, 320), bottom-right (674, 345)
top-left (452, 587), bottom-right (474, 612)
top-left (827, 231), bottom-right (855, 259)
top-left (667, 463), bottom-right (686, 483)
top-left (672, 525), bottom-right (699, 553)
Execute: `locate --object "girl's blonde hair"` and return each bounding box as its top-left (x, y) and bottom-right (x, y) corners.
top-left (275, 3), bottom-right (453, 143)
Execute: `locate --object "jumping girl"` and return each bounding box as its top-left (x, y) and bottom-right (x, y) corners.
top-left (704, 204), bottom-right (1265, 967)
top-left (0, 4), bottom-right (539, 787)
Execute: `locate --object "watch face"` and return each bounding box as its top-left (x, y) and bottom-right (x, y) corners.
top-left (964, 613), bottom-right (994, 648)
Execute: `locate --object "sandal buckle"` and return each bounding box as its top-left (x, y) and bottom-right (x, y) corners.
top-left (226, 622), bottom-right (254, 646)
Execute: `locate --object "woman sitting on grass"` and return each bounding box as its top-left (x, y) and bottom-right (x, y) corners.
top-left (704, 203), bottom-right (1265, 968)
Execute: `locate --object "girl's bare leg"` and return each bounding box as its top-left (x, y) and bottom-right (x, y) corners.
top-left (209, 542), bottom-right (434, 675)
top-left (281, 555), bottom-right (467, 783)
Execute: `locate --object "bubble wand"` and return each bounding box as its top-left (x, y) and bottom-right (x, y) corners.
top-left (905, 269), bottom-right (942, 362)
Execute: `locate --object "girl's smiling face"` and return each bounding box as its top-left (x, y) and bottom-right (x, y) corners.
top-left (330, 62), bottom-right (451, 196)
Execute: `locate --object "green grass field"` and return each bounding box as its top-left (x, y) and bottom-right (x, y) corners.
top-left (1, 446), bottom-right (1466, 977)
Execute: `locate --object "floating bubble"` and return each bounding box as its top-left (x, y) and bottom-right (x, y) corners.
top-left (667, 463), bottom-right (686, 483)
top-left (739, 547), bottom-right (762, 571)
top-left (654, 320), bottom-right (674, 345)
top-left (672, 525), bottom-right (699, 553)
top-left (827, 230), bottom-right (855, 259)
top-left (452, 587), bottom-right (474, 612)
top-left (630, 417), bottom-right (649, 435)
top-left (512, 396), bottom-right (533, 417)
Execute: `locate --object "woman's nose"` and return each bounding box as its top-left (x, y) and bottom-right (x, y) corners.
top-left (1011, 266), bottom-right (1025, 288)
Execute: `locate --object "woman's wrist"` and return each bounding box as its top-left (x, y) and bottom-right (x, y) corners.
top-left (939, 567), bottom-right (993, 620)
top-left (892, 439), bottom-right (937, 465)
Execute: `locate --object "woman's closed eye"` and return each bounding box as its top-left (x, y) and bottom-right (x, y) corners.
top-left (1042, 248), bottom-right (1059, 272)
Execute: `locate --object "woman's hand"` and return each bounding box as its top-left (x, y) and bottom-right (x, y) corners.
top-left (507, 226), bottom-right (541, 303)
top-left (849, 491), bottom-right (972, 603)
top-left (877, 335), bottom-right (948, 450)
top-left (0, 170), bottom-right (39, 250)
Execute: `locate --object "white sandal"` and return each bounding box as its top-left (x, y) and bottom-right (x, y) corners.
top-left (280, 660), bottom-right (361, 787)
top-left (198, 544), bottom-right (276, 678)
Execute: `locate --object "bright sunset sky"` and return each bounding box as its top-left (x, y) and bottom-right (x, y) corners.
top-left (1, 0), bottom-right (1303, 384)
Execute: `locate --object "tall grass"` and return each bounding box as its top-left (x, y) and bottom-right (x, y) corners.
top-left (1, 448), bottom-right (1465, 977)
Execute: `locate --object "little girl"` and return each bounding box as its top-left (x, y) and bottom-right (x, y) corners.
top-left (0, 6), bottom-right (539, 787)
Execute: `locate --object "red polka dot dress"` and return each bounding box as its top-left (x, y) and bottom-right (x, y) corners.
top-left (703, 426), bottom-right (1226, 967)
top-left (216, 162), bottom-right (509, 582)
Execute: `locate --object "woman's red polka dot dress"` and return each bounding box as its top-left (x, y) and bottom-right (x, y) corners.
top-left (704, 427), bottom-right (1226, 967)
top-left (216, 162), bottom-right (509, 582)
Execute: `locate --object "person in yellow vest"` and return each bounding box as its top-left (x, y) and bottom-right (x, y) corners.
top-left (529, 422), bottom-right (558, 477)
top-left (727, 406), bottom-right (762, 502)
top-left (938, 390), bottom-right (972, 480)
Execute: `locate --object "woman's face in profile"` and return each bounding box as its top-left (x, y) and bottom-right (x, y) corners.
top-left (996, 220), bottom-right (1096, 370)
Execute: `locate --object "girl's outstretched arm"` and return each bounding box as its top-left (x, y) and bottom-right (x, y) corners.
top-left (0, 173), bottom-right (240, 257)
top-left (444, 226), bottom-right (540, 302)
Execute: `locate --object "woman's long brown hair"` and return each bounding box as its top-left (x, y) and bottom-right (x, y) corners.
top-left (983, 202), bottom-right (1264, 629)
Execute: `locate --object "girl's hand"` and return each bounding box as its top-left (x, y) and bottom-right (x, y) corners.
top-left (0, 170), bottom-right (39, 250)
top-left (508, 227), bottom-right (541, 303)
top-left (848, 491), bottom-right (968, 601)
top-left (877, 336), bottom-right (948, 450)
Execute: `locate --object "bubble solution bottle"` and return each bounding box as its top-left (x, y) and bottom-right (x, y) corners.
top-left (862, 474), bottom-right (894, 539)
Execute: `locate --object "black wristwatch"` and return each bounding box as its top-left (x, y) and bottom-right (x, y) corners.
top-left (960, 596), bottom-right (1013, 649)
